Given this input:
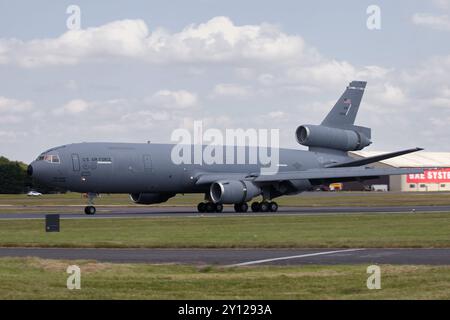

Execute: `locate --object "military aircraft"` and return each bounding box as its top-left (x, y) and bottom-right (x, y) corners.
top-left (28, 81), bottom-right (423, 215)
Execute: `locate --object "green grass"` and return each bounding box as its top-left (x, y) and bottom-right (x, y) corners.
top-left (2, 192), bottom-right (450, 209)
top-left (1, 213), bottom-right (449, 248)
top-left (0, 258), bottom-right (449, 299)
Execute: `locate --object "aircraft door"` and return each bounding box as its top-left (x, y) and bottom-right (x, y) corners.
top-left (72, 154), bottom-right (80, 171)
top-left (143, 154), bottom-right (152, 172)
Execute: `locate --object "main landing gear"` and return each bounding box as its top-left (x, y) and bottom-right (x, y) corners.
top-left (197, 202), bottom-right (223, 213)
top-left (196, 201), bottom-right (279, 213)
top-left (250, 201), bottom-right (278, 213)
top-left (84, 193), bottom-right (97, 215)
top-left (233, 201), bottom-right (278, 213)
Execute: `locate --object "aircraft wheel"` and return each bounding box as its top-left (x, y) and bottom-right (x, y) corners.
top-left (260, 201), bottom-right (270, 212)
top-left (251, 202), bottom-right (260, 212)
top-left (84, 206), bottom-right (96, 215)
top-left (197, 202), bottom-right (206, 213)
top-left (215, 203), bottom-right (224, 213)
top-left (234, 203), bottom-right (248, 213)
top-left (205, 202), bottom-right (216, 213)
top-left (269, 201), bottom-right (279, 212)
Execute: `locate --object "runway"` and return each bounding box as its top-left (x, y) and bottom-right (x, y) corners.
top-left (0, 247), bottom-right (449, 265)
top-left (1, 205), bottom-right (450, 219)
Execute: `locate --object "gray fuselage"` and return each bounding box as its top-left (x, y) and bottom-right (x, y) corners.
top-left (29, 142), bottom-right (350, 195)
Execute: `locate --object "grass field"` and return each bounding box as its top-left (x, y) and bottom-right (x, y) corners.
top-left (1, 192), bottom-right (450, 210)
top-left (1, 194), bottom-right (449, 300)
top-left (1, 213), bottom-right (449, 248)
top-left (0, 257), bottom-right (449, 299)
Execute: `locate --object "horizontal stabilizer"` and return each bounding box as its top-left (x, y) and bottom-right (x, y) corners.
top-left (327, 147), bottom-right (424, 168)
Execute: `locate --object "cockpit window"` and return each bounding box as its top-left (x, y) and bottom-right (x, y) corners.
top-left (36, 154), bottom-right (60, 163)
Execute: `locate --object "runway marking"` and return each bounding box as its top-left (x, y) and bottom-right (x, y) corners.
top-left (227, 248), bottom-right (365, 267)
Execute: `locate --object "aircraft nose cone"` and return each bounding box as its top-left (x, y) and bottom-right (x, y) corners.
top-left (27, 165), bottom-right (33, 177)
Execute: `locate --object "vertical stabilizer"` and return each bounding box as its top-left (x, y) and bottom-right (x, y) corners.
top-left (321, 81), bottom-right (366, 129)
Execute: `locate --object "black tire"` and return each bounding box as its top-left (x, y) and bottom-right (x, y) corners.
top-left (269, 201), bottom-right (278, 212)
top-left (205, 202), bottom-right (215, 213)
top-left (215, 203), bottom-right (223, 213)
top-left (260, 201), bottom-right (269, 212)
top-left (85, 206), bottom-right (96, 215)
top-left (234, 203), bottom-right (248, 213)
top-left (251, 202), bottom-right (260, 212)
top-left (197, 202), bottom-right (206, 213)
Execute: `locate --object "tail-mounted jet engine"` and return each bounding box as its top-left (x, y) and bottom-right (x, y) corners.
top-left (296, 124), bottom-right (371, 151)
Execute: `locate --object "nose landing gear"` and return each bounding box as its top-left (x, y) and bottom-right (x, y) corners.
top-left (84, 193), bottom-right (97, 215)
top-left (84, 205), bottom-right (96, 215)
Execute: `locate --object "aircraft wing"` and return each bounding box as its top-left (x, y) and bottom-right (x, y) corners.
top-left (253, 167), bottom-right (423, 183)
top-left (195, 167), bottom-right (423, 185)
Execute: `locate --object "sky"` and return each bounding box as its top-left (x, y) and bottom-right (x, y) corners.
top-left (0, 0), bottom-right (449, 163)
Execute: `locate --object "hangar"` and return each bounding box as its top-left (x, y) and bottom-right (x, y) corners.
top-left (347, 151), bottom-right (450, 192)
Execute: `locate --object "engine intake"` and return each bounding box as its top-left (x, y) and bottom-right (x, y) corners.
top-left (210, 180), bottom-right (261, 204)
top-left (296, 124), bottom-right (371, 151)
top-left (130, 193), bottom-right (175, 205)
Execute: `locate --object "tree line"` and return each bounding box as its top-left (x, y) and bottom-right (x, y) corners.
top-left (0, 156), bottom-right (62, 194)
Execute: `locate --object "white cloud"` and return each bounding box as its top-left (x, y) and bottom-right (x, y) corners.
top-left (0, 130), bottom-right (17, 139)
top-left (0, 20), bottom-right (150, 67)
top-left (433, 0), bottom-right (450, 10)
top-left (379, 84), bottom-right (407, 106)
top-left (0, 17), bottom-right (308, 68)
top-left (147, 90), bottom-right (198, 109)
top-left (412, 13), bottom-right (450, 31)
top-left (212, 83), bottom-right (252, 97)
top-left (0, 97), bottom-right (33, 113)
top-left (0, 115), bottom-right (23, 124)
top-left (2, 16), bottom-right (450, 161)
top-left (429, 97), bottom-right (450, 108)
top-left (267, 111), bottom-right (286, 119)
top-left (53, 99), bottom-right (89, 115)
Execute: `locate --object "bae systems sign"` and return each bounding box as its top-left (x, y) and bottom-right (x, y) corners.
top-left (406, 168), bottom-right (450, 183)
